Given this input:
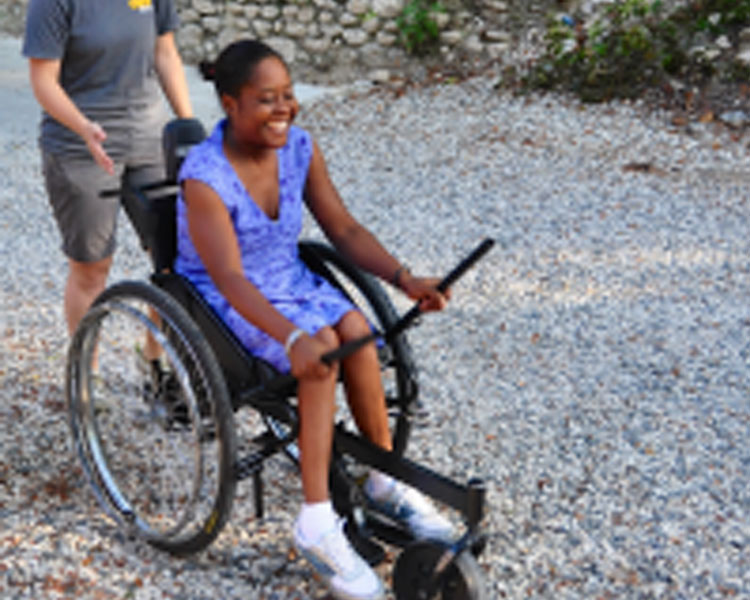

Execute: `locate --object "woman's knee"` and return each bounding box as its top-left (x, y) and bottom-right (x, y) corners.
top-left (313, 325), bottom-right (340, 349)
top-left (68, 257), bottom-right (112, 291)
top-left (335, 310), bottom-right (370, 342)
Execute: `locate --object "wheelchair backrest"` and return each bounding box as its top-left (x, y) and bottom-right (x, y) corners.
top-left (163, 118), bottom-right (207, 183)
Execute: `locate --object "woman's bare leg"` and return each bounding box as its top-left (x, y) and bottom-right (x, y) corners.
top-left (334, 313), bottom-right (455, 542)
top-left (335, 311), bottom-right (392, 451)
top-left (297, 327), bottom-right (340, 503)
top-left (65, 257), bottom-right (112, 335)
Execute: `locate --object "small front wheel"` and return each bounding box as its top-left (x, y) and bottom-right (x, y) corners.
top-left (393, 541), bottom-right (487, 600)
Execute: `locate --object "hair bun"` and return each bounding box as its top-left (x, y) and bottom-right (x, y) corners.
top-left (199, 60), bottom-right (216, 81)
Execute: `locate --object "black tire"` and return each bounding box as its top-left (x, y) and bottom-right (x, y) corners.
top-left (66, 280), bottom-right (236, 556)
top-left (393, 541), bottom-right (487, 600)
top-left (299, 241), bottom-right (420, 454)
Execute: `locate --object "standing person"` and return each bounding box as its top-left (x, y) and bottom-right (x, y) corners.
top-left (177, 39), bottom-right (455, 600)
top-left (23, 0), bottom-right (193, 337)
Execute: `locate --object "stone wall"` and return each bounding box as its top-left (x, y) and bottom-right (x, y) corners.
top-left (172, 0), bottom-right (564, 82)
top-left (0, 0), bottom-right (27, 36)
top-left (1, 0), bottom-right (562, 82)
top-left (9, 0), bottom-right (745, 85)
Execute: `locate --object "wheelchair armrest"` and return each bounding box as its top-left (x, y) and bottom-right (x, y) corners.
top-left (121, 183), bottom-right (178, 273)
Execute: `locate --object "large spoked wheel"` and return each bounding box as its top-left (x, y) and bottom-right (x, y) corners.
top-left (299, 241), bottom-right (419, 454)
top-left (66, 280), bottom-right (236, 556)
top-left (393, 541), bottom-right (487, 600)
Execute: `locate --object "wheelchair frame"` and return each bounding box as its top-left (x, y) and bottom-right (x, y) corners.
top-left (65, 118), bottom-right (492, 599)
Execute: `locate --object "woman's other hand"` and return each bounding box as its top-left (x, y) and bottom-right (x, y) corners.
top-left (82, 120), bottom-right (114, 174)
top-left (400, 273), bottom-right (450, 312)
top-left (28, 58), bottom-right (115, 175)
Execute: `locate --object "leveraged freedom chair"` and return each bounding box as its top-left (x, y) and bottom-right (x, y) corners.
top-left (65, 118), bottom-right (493, 599)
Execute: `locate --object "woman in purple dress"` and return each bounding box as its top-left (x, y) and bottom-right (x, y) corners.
top-left (175, 39), bottom-right (454, 600)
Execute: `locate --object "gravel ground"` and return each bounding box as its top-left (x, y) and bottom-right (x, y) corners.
top-left (2, 33), bottom-right (750, 600)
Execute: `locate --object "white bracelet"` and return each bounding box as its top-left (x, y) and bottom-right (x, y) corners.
top-left (284, 328), bottom-right (306, 357)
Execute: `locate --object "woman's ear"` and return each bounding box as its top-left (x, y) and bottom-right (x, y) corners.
top-left (220, 93), bottom-right (237, 118)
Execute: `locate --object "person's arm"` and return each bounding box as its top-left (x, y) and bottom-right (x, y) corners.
top-left (27, 58), bottom-right (114, 174)
top-left (182, 178), bottom-right (331, 377)
top-left (304, 140), bottom-right (448, 311)
top-left (154, 32), bottom-right (193, 118)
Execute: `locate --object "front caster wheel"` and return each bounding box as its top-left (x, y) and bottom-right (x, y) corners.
top-left (393, 541), bottom-right (486, 600)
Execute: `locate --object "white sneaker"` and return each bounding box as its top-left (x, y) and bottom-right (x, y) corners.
top-left (294, 518), bottom-right (385, 600)
top-left (365, 480), bottom-right (456, 543)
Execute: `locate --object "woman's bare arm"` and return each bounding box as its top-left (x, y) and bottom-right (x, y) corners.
top-left (304, 140), bottom-right (448, 310)
top-left (28, 57), bottom-right (114, 173)
top-left (154, 32), bottom-right (193, 119)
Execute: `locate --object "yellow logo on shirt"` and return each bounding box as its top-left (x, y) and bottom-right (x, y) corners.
top-left (128, 0), bottom-right (153, 11)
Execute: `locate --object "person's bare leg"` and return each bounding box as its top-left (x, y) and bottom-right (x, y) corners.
top-left (64, 257), bottom-right (112, 335)
top-left (297, 327), bottom-right (340, 503)
top-left (336, 311), bottom-right (392, 451)
top-left (336, 314), bottom-right (456, 543)
top-left (140, 248), bottom-right (162, 361)
top-left (143, 309), bottom-right (163, 361)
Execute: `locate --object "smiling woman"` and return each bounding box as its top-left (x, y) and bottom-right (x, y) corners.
top-left (175, 38), bottom-right (455, 600)
top-left (218, 57), bottom-right (299, 219)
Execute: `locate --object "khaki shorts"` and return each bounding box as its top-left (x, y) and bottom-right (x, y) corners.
top-left (42, 152), bottom-right (164, 263)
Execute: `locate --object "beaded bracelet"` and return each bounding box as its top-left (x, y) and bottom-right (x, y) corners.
top-left (391, 265), bottom-right (409, 289)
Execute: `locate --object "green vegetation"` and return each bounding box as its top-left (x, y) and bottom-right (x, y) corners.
top-left (523, 0), bottom-right (750, 102)
top-left (396, 0), bottom-right (445, 55)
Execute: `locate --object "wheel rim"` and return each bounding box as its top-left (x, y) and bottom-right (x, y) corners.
top-left (78, 300), bottom-right (204, 539)
top-left (66, 283), bottom-right (234, 553)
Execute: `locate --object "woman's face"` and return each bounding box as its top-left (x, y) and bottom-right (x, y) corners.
top-left (223, 56), bottom-right (298, 149)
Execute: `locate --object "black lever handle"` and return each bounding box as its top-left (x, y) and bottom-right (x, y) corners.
top-left (385, 236), bottom-right (496, 341)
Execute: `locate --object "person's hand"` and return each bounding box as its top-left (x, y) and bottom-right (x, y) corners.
top-left (400, 273), bottom-right (450, 312)
top-left (287, 332), bottom-right (335, 379)
top-left (82, 120), bottom-right (114, 175)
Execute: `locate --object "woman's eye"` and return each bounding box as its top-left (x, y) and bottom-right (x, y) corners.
top-left (257, 92), bottom-right (294, 104)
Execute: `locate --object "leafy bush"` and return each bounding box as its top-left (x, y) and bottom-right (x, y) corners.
top-left (692, 0), bottom-right (750, 31)
top-left (396, 0), bottom-right (445, 55)
top-left (523, 0), bottom-right (750, 102)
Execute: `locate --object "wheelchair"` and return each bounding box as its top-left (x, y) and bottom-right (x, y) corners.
top-left (65, 118), bottom-right (493, 599)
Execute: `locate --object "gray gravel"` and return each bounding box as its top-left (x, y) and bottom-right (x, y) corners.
top-left (3, 33), bottom-right (750, 599)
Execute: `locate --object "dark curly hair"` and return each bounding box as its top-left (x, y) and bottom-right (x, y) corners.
top-left (199, 39), bottom-right (287, 99)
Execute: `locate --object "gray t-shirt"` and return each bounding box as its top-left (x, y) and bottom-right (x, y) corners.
top-left (23, 0), bottom-right (179, 160)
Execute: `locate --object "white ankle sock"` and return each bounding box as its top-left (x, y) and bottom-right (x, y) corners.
top-left (296, 500), bottom-right (337, 543)
top-left (365, 470), bottom-right (396, 500)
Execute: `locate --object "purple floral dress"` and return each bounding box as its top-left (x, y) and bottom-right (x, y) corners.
top-left (174, 120), bottom-right (355, 372)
